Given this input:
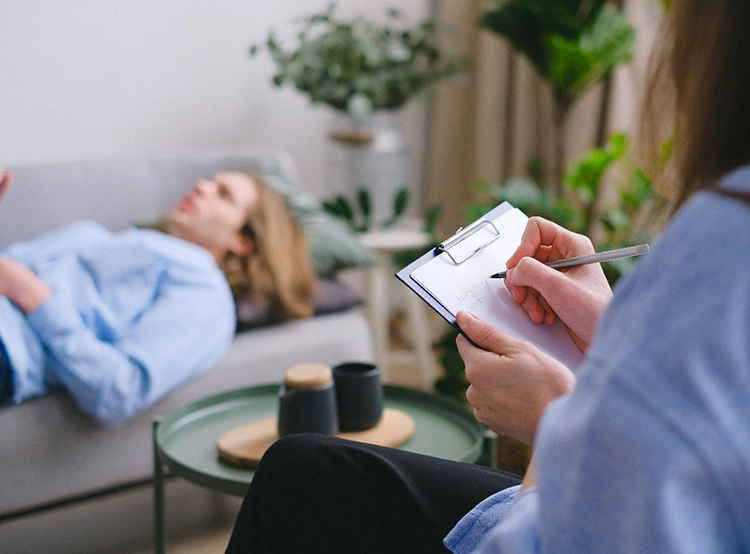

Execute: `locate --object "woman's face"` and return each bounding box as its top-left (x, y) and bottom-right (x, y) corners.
top-left (166, 171), bottom-right (258, 260)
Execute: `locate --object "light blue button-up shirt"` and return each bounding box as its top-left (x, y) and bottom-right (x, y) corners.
top-left (446, 168), bottom-right (750, 553)
top-left (0, 221), bottom-right (235, 425)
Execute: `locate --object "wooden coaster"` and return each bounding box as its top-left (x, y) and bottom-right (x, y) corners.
top-left (217, 408), bottom-right (416, 469)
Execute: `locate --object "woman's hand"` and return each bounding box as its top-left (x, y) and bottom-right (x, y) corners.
top-left (504, 217), bottom-right (613, 351)
top-left (0, 258), bottom-right (52, 314)
top-left (0, 167), bottom-right (52, 313)
top-left (456, 310), bottom-right (575, 446)
top-left (0, 163), bottom-right (11, 202)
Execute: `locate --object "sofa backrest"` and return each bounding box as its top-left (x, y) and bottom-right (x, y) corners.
top-left (0, 147), bottom-right (299, 249)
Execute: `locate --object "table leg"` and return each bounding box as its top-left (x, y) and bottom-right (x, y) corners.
top-left (153, 418), bottom-right (167, 554)
top-left (366, 256), bottom-right (391, 380)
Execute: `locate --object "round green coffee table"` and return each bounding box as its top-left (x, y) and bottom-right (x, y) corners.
top-left (152, 384), bottom-right (486, 553)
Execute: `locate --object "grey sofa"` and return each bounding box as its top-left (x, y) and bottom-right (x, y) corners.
top-left (0, 148), bottom-right (375, 553)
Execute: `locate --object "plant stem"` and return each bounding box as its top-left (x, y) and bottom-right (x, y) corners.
top-left (596, 74), bottom-right (613, 148)
top-left (552, 98), bottom-right (569, 197)
top-left (584, 179), bottom-right (600, 237)
top-left (502, 52), bottom-right (518, 184)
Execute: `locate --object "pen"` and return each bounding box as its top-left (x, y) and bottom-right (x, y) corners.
top-left (489, 243), bottom-right (650, 279)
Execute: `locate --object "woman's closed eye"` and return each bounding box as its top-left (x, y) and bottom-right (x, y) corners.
top-left (215, 182), bottom-right (240, 205)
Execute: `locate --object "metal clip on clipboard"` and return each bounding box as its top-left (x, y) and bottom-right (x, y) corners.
top-left (436, 218), bottom-right (502, 265)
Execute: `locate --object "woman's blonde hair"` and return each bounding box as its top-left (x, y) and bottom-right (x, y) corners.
top-left (638, 0), bottom-right (750, 211)
top-left (221, 171), bottom-right (315, 320)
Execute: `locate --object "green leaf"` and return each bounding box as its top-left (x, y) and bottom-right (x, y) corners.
top-left (601, 206), bottom-right (629, 232)
top-left (356, 188), bottom-right (371, 217)
top-left (493, 177), bottom-right (545, 206)
top-left (564, 132), bottom-right (628, 205)
top-left (382, 187), bottom-right (410, 229)
top-left (480, 5), bottom-right (550, 76)
top-left (393, 187), bottom-right (409, 217)
top-left (424, 203), bottom-right (443, 234)
top-left (335, 195), bottom-right (354, 221)
top-left (322, 195), bottom-right (355, 225)
top-left (321, 200), bottom-right (339, 217)
top-left (569, 9), bottom-right (635, 100)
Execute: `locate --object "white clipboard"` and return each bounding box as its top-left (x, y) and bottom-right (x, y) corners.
top-left (396, 202), bottom-right (584, 369)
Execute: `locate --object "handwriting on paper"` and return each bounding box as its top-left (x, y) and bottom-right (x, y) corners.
top-left (454, 277), bottom-right (488, 311)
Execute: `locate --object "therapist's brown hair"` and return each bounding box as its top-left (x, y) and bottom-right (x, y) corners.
top-left (639, 0), bottom-right (750, 212)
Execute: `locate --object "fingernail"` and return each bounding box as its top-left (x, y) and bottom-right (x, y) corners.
top-left (457, 310), bottom-right (476, 323)
top-left (505, 267), bottom-right (515, 282)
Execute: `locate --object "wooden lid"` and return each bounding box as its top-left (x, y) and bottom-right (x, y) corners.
top-left (283, 363), bottom-right (333, 389)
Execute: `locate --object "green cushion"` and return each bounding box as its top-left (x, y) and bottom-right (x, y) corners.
top-left (257, 165), bottom-right (376, 277)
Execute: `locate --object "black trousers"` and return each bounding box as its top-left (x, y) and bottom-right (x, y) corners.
top-left (225, 433), bottom-right (522, 554)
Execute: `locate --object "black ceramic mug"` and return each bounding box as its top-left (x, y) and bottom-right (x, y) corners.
top-left (277, 363), bottom-right (339, 437)
top-left (332, 361), bottom-right (384, 431)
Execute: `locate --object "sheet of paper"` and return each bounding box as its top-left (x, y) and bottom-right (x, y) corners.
top-left (410, 208), bottom-right (584, 369)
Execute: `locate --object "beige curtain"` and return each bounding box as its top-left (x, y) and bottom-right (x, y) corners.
top-left (425, 0), bottom-right (661, 234)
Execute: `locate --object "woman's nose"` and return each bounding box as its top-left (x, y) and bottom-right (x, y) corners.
top-left (194, 179), bottom-right (215, 194)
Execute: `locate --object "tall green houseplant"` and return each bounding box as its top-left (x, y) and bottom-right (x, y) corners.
top-left (480, 0), bottom-right (635, 194)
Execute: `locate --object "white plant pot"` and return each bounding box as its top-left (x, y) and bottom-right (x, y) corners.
top-left (327, 110), bottom-right (409, 227)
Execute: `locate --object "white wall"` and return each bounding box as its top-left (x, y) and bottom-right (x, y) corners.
top-left (0, 0), bottom-right (433, 203)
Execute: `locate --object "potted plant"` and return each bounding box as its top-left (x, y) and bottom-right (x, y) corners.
top-left (480, 0), bottom-right (636, 195)
top-left (251, 3), bottom-right (466, 228)
top-left (252, 3), bottom-right (465, 121)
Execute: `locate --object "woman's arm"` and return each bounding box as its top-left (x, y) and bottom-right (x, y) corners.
top-left (27, 279), bottom-right (235, 425)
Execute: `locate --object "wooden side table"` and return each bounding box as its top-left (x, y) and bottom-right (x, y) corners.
top-left (357, 226), bottom-right (437, 388)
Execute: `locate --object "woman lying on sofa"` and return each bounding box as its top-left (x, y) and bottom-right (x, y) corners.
top-left (0, 163), bottom-right (315, 425)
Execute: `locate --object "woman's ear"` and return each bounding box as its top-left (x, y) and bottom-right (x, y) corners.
top-left (228, 233), bottom-right (256, 257)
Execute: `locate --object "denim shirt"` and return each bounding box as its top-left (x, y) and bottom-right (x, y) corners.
top-left (0, 221), bottom-right (235, 425)
top-left (446, 168), bottom-right (750, 553)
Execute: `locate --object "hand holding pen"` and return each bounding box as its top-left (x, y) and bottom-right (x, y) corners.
top-left (501, 218), bottom-right (648, 351)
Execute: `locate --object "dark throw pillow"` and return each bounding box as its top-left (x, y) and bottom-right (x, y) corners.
top-left (235, 278), bottom-right (364, 331)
